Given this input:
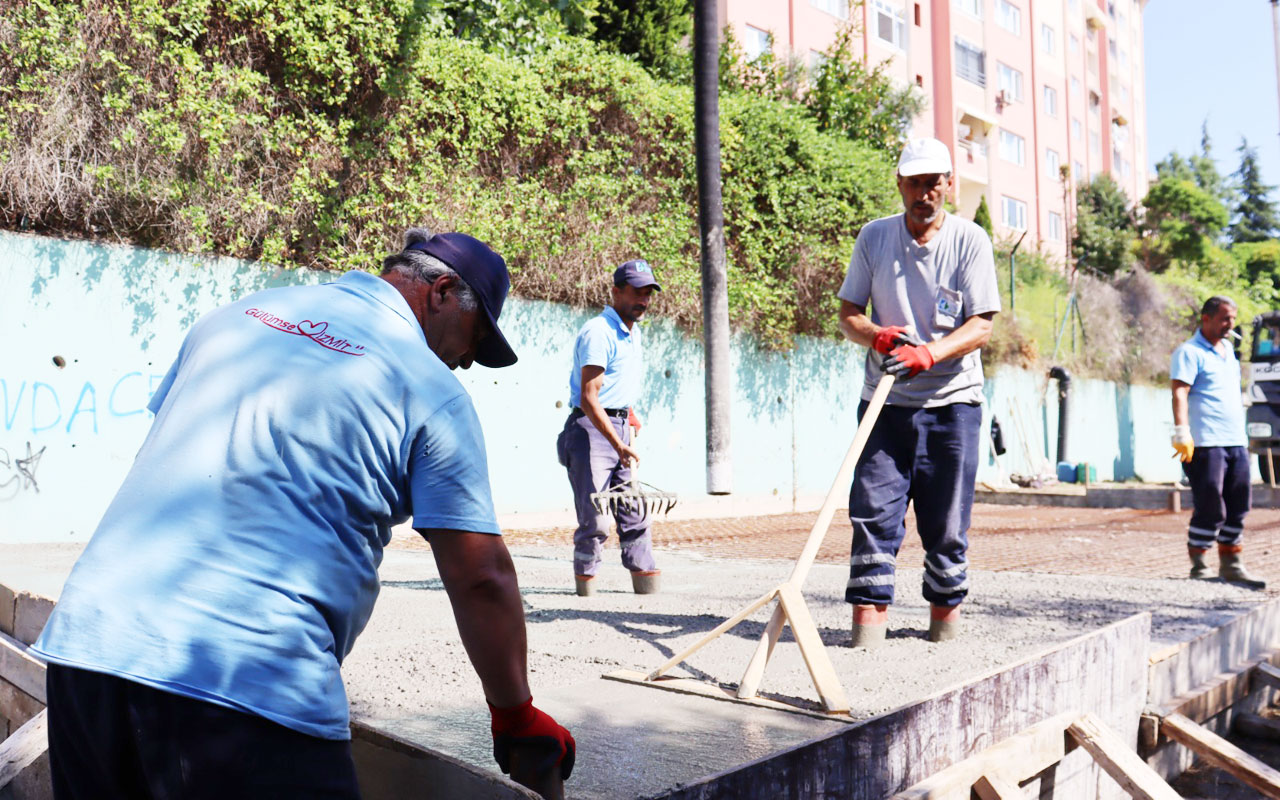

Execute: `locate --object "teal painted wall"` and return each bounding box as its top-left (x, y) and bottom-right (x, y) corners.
top-left (1, 232), bottom-right (1181, 543)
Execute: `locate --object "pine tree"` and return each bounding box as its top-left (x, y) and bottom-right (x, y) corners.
top-left (973, 195), bottom-right (993, 237)
top-left (1230, 138), bottom-right (1280, 244)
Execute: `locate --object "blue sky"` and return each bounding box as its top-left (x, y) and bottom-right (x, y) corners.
top-left (1144, 0), bottom-right (1280, 194)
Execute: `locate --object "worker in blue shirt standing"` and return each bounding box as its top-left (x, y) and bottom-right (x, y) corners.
top-left (1171, 295), bottom-right (1263, 589)
top-left (556, 260), bottom-right (662, 597)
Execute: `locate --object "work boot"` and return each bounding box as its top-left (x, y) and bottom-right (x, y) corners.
top-left (927, 604), bottom-right (961, 643)
top-left (630, 570), bottom-right (661, 595)
top-left (574, 575), bottom-right (596, 597)
top-left (851, 604), bottom-right (888, 649)
top-left (1219, 545), bottom-right (1267, 590)
top-left (1188, 547), bottom-right (1211, 580)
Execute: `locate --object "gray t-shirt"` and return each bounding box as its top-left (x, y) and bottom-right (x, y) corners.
top-left (837, 212), bottom-right (1000, 407)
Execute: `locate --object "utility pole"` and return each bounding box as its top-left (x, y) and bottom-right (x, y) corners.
top-left (693, 0), bottom-right (732, 495)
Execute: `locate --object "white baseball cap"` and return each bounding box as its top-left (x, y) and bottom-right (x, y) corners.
top-left (897, 137), bottom-right (953, 177)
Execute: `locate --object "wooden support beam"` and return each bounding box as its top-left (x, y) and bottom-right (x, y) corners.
top-left (0, 709), bottom-right (48, 794)
top-left (1235, 711), bottom-right (1280, 742)
top-left (775, 584), bottom-right (848, 713)
top-left (1257, 662), bottom-right (1280, 692)
top-left (1067, 713), bottom-right (1181, 800)
top-left (645, 589), bottom-right (777, 681)
top-left (892, 712), bottom-right (1076, 799)
top-left (973, 773), bottom-right (1023, 799)
top-left (1160, 712), bottom-right (1280, 798)
top-left (0, 630), bottom-right (45, 704)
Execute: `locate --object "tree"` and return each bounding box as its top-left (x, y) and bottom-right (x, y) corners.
top-left (1072, 174), bottom-right (1135, 275)
top-left (1139, 177), bottom-right (1230, 271)
top-left (973, 195), bottom-right (993, 237)
top-left (592, 0), bottom-right (692, 80)
top-left (1230, 138), bottom-right (1280, 244)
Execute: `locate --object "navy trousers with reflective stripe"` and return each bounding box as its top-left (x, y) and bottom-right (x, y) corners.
top-left (846, 400), bottom-right (982, 608)
top-left (1183, 445), bottom-right (1251, 549)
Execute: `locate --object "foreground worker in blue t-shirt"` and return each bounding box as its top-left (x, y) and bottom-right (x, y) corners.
top-left (1170, 295), bottom-right (1263, 589)
top-left (34, 229), bottom-right (575, 799)
top-left (556, 260), bottom-right (662, 597)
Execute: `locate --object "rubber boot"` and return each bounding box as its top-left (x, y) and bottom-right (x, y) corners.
top-left (574, 575), bottom-right (596, 597)
top-left (1219, 545), bottom-right (1267, 590)
top-left (927, 604), bottom-right (961, 643)
top-left (630, 570), bottom-right (661, 595)
top-left (851, 604), bottom-right (888, 649)
top-left (1188, 547), bottom-right (1210, 580)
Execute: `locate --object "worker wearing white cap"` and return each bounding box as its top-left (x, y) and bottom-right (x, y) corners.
top-left (835, 137), bottom-right (1001, 646)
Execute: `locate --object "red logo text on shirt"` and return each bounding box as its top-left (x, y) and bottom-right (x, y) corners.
top-left (245, 308), bottom-right (366, 356)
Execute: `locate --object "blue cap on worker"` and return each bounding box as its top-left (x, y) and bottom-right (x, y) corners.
top-left (613, 259), bottom-right (662, 291)
top-left (404, 232), bottom-right (518, 368)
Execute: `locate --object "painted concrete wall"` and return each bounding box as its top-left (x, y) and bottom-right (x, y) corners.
top-left (1, 231), bottom-right (1180, 543)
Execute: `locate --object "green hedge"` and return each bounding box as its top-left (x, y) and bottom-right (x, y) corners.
top-left (0, 1), bottom-right (901, 347)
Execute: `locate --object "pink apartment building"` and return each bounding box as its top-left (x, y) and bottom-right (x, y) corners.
top-left (721, 0), bottom-right (1149, 262)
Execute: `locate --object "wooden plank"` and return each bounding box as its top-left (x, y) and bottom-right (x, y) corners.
top-left (1235, 712), bottom-right (1280, 742)
top-left (0, 677), bottom-right (44, 730)
top-left (645, 589), bottom-right (777, 681)
top-left (891, 711), bottom-right (1076, 800)
top-left (973, 774), bottom-right (1023, 800)
top-left (1257, 662), bottom-right (1280, 692)
top-left (1160, 712), bottom-right (1280, 798)
top-left (0, 584), bottom-right (14, 639)
top-left (1066, 713), bottom-right (1181, 800)
top-left (602, 670), bottom-right (855, 723)
top-left (0, 631), bottom-right (45, 704)
top-left (0, 709), bottom-right (47, 791)
top-left (775, 584), bottom-right (848, 713)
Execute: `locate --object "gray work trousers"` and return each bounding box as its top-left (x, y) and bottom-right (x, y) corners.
top-left (556, 410), bottom-right (656, 577)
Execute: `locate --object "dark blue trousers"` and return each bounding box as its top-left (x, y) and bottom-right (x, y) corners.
top-left (1183, 445), bottom-right (1252, 549)
top-left (846, 401), bottom-right (982, 608)
top-left (556, 410), bottom-right (656, 577)
top-left (45, 663), bottom-right (361, 800)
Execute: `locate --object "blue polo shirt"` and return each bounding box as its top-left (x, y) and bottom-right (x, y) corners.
top-left (568, 306), bottom-right (644, 409)
top-left (1170, 329), bottom-right (1246, 447)
top-left (34, 271), bottom-right (500, 740)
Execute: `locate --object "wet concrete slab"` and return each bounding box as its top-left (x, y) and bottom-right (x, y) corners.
top-left (356, 678), bottom-right (847, 800)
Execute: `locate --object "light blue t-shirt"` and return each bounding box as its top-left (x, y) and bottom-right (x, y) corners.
top-left (1170, 329), bottom-right (1246, 447)
top-left (567, 306), bottom-right (644, 409)
top-left (33, 271), bottom-right (500, 740)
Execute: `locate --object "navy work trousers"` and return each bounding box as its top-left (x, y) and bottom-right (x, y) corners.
top-left (845, 401), bottom-right (982, 608)
top-left (1183, 445), bottom-right (1252, 549)
top-left (556, 410), bottom-right (657, 577)
top-left (45, 663), bottom-right (361, 800)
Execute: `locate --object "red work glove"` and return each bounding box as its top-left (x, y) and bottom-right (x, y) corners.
top-left (489, 697), bottom-right (576, 780)
top-left (627, 406), bottom-right (642, 434)
top-left (882, 343), bottom-right (936, 378)
top-left (871, 326), bottom-right (909, 355)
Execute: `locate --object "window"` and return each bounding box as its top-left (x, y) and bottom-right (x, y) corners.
top-left (744, 25), bottom-right (772, 60)
top-left (1089, 130), bottom-right (1101, 155)
top-left (1047, 211), bottom-right (1064, 241)
top-left (1118, 84), bottom-right (1129, 104)
top-left (1117, 47), bottom-right (1128, 69)
top-left (873, 0), bottom-right (907, 50)
top-left (1088, 90), bottom-right (1101, 114)
top-left (1069, 34), bottom-right (1080, 54)
top-left (1073, 160), bottom-right (1085, 180)
top-left (997, 63), bottom-right (1023, 101)
top-left (1108, 37), bottom-right (1118, 58)
top-left (999, 130), bottom-right (1026, 165)
top-left (1072, 118), bottom-right (1082, 140)
top-left (1041, 24), bottom-right (1056, 54)
top-left (1046, 148), bottom-right (1061, 178)
top-left (1070, 77), bottom-right (1082, 97)
top-left (956, 0), bottom-right (982, 17)
top-left (995, 0), bottom-right (1021, 34)
top-left (1002, 196), bottom-right (1028, 230)
top-left (955, 38), bottom-right (986, 86)
top-left (1043, 85), bottom-right (1058, 116)
top-left (810, 0), bottom-right (850, 18)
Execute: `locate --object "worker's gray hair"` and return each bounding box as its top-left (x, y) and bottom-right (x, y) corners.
top-left (380, 227), bottom-right (479, 312)
top-left (1201, 295), bottom-right (1237, 317)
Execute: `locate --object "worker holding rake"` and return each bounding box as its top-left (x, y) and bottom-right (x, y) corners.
top-left (33, 229), bottom-right (574, 799)
top-left (556, 259), bottom-right (663, 597)
top-left (836, 137), bottom-right (1001, 647)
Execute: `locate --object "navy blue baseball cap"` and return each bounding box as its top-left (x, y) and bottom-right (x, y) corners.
top-left (404, 233), bottom-right (518, 368)
top-left (613, 259), bottom-right (662, 291)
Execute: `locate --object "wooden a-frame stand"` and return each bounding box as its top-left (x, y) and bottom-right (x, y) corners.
top-left (614, 375), bottom-right (896, 715)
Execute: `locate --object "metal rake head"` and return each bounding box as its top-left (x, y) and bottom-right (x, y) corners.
top-left (589, 484), bottom-right (678, 517)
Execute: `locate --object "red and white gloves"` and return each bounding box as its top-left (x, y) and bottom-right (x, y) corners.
top-left (871, 325), bottom-right (911, 355)
top-left (489, 697), bottom-right (576, 780)
top-left (627, 407), bottom-right (642, 434)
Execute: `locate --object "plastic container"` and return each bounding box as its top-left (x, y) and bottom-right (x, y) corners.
top-left (1057, 461), bottom-right (1077, 483)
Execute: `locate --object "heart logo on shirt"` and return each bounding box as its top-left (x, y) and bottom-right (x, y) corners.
top-left (297, 319), bottom-right (328, 338)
